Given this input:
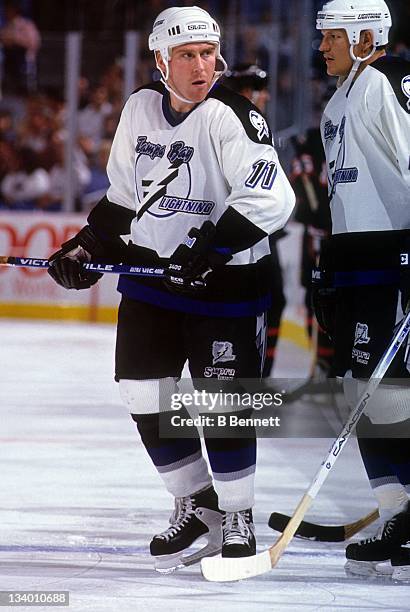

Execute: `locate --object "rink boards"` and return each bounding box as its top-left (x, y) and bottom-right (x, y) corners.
top-left (0, 212), bottom-right (308, 347)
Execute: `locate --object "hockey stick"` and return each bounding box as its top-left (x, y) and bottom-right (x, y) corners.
top-left (201, 309), bottom-right (410, 581)
top-left (0, 256), bottom-right (165, 278)
top-left (268, 507), bottom-right (379, 542)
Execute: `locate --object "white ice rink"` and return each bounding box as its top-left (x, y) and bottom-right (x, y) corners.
top-left (1, 319), bottom-right (409, 612)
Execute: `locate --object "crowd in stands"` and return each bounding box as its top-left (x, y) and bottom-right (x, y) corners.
top-left (0, 78), bottom-right (121, 212)
top-left (0, 0), bottom-right (409, 212)
top-left (0, 1), bottom-right (126, 212)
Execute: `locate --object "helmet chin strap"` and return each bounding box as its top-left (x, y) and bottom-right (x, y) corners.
top-left (156, 53), bottom-right (227, 107)
top-left (159, 73), bottom-right (196, 105)
top-left (339, 44), bottom-right (376, 88)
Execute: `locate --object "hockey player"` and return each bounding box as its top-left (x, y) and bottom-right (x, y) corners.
top-left (223, 63), bottom-right (270, 114)
top-left (47, 6), bottom-right (295, 572)
top-left (223, 63), bottom-right (286, 378)
top-left (285, 109), bottom-right (335, 403)
top-left (316, 0), bottom-right (410, 579)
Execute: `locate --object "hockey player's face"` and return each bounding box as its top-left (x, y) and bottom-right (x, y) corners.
top-left (166, 43), bottom-right (217, 110)
top-left (319, 29), bottom-right (353, 77)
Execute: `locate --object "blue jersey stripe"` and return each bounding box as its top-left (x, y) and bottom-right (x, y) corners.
top-left (117, 276), bottom-right (271, 317)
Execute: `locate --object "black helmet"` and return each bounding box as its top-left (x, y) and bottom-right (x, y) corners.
top-left (224, 63), bottom-right (268, 92)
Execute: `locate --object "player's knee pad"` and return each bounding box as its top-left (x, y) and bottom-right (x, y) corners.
top-left (343, 370), bottom-right (410, 424)
top-left (118, 377), bottom-right (178, 415)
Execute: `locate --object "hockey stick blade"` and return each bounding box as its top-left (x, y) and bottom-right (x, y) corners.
top-left (201, 494), bottom-right (312, 581)
top-left (201, 550), bottom-right (272, 582)
top-left (268, 508), bottom-right (379, 542)
top-left (201, 312), bottom-right (410, 582)
top-left (0, 256), bottom-right (165, 278)
top-left (282, 379), bottom-right (336, 403)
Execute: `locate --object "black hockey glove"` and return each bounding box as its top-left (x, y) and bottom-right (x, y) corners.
top-left (48, 226), bottom-right (105, 290)
top-left (164, 221), bottom-right (232, 293)
top-left (311, 267), bottom-right (337, 339)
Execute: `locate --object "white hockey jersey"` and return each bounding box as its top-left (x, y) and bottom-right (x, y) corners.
top-left (89, 82), bottom-right (295, 316)
top-left (321, 56), bottom-right (410, 235)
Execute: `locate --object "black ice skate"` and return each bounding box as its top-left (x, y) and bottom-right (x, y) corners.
top-left (150, 486), bottom-right (222, 573)
top-left (345, 502), bottom-right (410, 577)
top-left (221, 508), bottom-right (256, 558)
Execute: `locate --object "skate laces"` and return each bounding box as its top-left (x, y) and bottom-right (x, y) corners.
top-left (158, 496), bottom-right (196, 542)
top-left (382, 516), bottom-right (398, 539)
top-left (358, 516), bottom-right (398, 547)
top-left (222, 510), bottom-right (252, 546)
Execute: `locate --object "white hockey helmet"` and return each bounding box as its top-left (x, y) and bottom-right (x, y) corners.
top-left (149, 6), bottom-right (227, 75)
top-left (316, 0), bottom-right (392, 47)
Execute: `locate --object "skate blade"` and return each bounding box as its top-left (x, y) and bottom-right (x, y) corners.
top-left (154, 541), bottom-right (222, 574)
top-left (181, 542), bottom-right (221, 568)
top-left (344, 559), bottom-right (393, 578)
top-left (154, 552), bottom-right (185, 574)
top-left (392, 567), bottom-right (410, 582)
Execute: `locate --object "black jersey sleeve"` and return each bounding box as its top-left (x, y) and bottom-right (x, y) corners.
top-left (208, 84), bottom-right (274, 146)
top-left (214, 206), bottom-right (267, 253)
top-left (87, 196), bottom-right (135, 254)
top-left (372, 56), bottom-right (410, 114)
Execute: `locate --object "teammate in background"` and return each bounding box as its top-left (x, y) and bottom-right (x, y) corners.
top-left (223, 64), bottom-right (286, 378)
top-left (286, 122), bottom-right (334, 401)
top-left (47, 7), bottom-right (295, 572)
top-left (223, 64), bottom-right (270, 115)
top-left (316, 0), bottom-right (410, 579)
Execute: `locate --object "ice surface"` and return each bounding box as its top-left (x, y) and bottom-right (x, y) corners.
top-left (0, 320), bottom-right (408, 612)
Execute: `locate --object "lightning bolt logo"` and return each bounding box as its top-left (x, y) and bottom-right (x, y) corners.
top-left (137, 159), bottom-right (184, 220)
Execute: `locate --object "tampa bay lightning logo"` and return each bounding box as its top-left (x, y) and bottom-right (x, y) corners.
top-left (326, 114), bottom-right (358, 201)
top-left (324, 120), bottom-right (338, 142)
top-left (135, 140), bottom-right (194, 218)
top-left (249, 110), bottom-right (269, 141)
top-left (354, 322), bottom-right (371, 346)
top-left (212, 341), bottom-right (236, 365)
top-left (401, 75), bottom-right (410, 111)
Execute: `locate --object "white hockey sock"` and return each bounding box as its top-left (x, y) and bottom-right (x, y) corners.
top-left (373, 483), bottom-right (409, 521)
top-left (157, 451), bottom-right (212, 498)
top-left (212, 469), bottom-right (255, 512)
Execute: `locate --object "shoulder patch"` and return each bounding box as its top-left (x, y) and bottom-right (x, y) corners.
top-left (402, 74), bottom-right (410, 112)
top-left (208, 85), bottom-right (273, 146)
top-left (371, 56), bottom-right (410, 114)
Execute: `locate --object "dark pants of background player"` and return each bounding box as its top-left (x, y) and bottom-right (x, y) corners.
top-left (333, 283), bottom-right (410, 492)
top-left (115, 296), bottom-right (265, 491)
top-left (301, 229), bottom-right (334, 373)
top-left (263, 239), bottom-right (286, 378)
